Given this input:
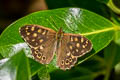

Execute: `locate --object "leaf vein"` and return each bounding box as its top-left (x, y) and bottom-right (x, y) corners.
top-left (81, 27), bottom-right (114, 36)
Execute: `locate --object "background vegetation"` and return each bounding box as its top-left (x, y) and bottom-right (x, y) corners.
top-left (0, 0), bottom-right (120, 80)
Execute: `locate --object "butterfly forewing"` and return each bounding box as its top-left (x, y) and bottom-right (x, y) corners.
top-left (19, 25), bottom-right (57, 64)
top-left (57, 33), bottom-right (92, 70)
top-left (65, 33), bottom-right (92, 56)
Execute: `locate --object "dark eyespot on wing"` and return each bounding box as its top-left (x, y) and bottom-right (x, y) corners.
top-left (59, 54), bottom-right (77, 70)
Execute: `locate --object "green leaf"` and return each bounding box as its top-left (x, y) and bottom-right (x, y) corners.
top-left (29, 58), bottom-right (44, 76)
top-left (0, 54), bottom-right (3, 59)
top-left (104, 42), bottom-right (120, 67)
top-left (38, 67), bottom-right (50, 80)
top-left (104, 42), bottom-right (120, 80)
top-left (107, 0), bottom-right (120, 14)
top-left (110, 11), bottom-right (120, 45)
top-left (115, 30), bottom-right (120, 45)
top-left (0, 50), bottom-right (31, 80)
top-left (114, 62), bottom-right (120, 80)
top-left (66, 75), bottom-right (95, 80)
top-left (97, 0), bottom-right (109, 4)
top-left (0, 8), bottom-right (118, 71)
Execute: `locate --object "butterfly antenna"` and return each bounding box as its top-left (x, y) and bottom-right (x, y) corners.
top-left (50, 16), bottom-right (64, 33)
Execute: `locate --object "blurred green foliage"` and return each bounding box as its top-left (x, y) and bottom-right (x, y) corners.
top-left (0, 0), bottom-right (120, 80)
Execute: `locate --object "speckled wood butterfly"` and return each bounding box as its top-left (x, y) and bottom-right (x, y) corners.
top-left (19, 25), bottom-right (92, 70)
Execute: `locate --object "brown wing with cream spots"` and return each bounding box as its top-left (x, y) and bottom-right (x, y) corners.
top-left (56, 35), bottom-right (77, 70)
top-left (66, 34), bottom-right (92, 57)
top-left (19, 25), bottom-right (57, 64)
top-left (56, 33), bottom-right (92, 70)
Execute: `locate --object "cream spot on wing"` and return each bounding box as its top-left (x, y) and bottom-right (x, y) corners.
top-left (71, 37), bottom-right (73, 41)
top-left (71, 55), bottom-right (75, 59)
top-left (34, 47), bottom-right (38, 50)
top-left (42, 30), bottom-right (46, 35)
top-left (35, 43), bottom-right (38, 46)
top-left (82, 45), bottom-right (85, 48)
top-left (74, 37), bottom-right (78, 41)
top-left (76, 43), bottom-right (80, 47)
top-left (81, 37), bottom-right (84, 43)
top-left (76, 49), bottom-right (79, 52)
top-left (33, 33), bottom-right (37, 37)
top-left (67, 52), bottom-right (70, 56)
top-left (31, 27), bottom-right (35, 31)
top-left (26, 27), bottom-right (28, 30)
top-left (32, 39), bottom-right (35, 42)
top-left (34, 51), bottom-right (38, 54)
top-left (40, 45), bottom-right (43, 49)
top-left (38, 29), bottom-right (41, 33)
top-left (86, 40), bottom-right (88, 44)
top-left (69, 45), bottom-right (73, 50)
top-left (39, 39), bottom-right (43, 43)
top-left (27, 32), bottom-right (30, 35)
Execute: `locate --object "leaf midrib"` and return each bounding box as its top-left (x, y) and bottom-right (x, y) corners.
top-left (81, 25), bottom-right (120, 36)
top-left (81, 27), bottom-right (114, 36)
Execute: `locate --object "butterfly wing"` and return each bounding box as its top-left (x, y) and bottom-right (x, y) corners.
top-left (56, 33), bottom-right (92, 70)
top-left (19, 25), bottom-right (57, 64)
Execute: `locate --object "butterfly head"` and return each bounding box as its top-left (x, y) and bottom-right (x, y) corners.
top-left (56, 27), bottom-right (64, 40)
top-left (58, 27), bottom-right (64, 34)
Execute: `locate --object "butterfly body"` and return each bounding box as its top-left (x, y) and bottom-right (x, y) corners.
top-left (19, 25), bottom-right (92, 70)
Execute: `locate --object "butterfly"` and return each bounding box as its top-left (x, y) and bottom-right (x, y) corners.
top-left (19, 25), bottom-right (92, 70)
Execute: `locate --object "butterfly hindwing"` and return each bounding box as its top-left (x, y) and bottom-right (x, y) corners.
top-left (56, 35), bottom-right (77, 70)
top-left (56, 33), bottom-right (92, 70)
top-left (19, 25), bottom-right (57, 64)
